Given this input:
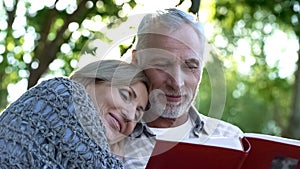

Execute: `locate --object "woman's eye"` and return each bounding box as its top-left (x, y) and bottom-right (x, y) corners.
top-left (119, 89), bottom-right (130, 101)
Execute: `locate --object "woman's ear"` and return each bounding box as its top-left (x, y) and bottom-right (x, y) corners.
top-left (131, 50), bottom-right (137, 64)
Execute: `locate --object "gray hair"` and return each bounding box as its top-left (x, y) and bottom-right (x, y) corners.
top-left (70, 60), bottom-right (149, 90)
top-left (136, 8), bottom-right (205, 56)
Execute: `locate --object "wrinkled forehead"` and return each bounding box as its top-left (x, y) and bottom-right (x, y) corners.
top-left (135, 33), bottom-right (203, 66)
top-left (136, 23), bottom-right (203, 53)
top-left (138, 34), bottom-right (201, 52)
top-left (134, 48), bottom-right (200, 66)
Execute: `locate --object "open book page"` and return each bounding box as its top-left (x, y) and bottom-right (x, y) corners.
top-left (146, 139), bottom-right (249, 169)
top-left (245, 133), bottom-right (300, 146)
top-left (146, 133), bottom-right (300, 169)
top-left (242, 133), bottom-right (300, 169)
top-left (182, 136), bottom-right (245, 151)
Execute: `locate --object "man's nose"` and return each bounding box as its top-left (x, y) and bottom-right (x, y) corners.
top-left (167, 66), bottom-right (185, 90)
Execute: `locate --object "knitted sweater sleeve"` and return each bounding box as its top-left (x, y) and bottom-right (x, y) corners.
top-left (0, 77), bottom-right (123, 169)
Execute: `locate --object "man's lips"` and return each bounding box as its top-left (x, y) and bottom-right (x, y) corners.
top-left (165, 94), bottom-right (182, 102)
top-left (107, 112), bottom-right (122, 132)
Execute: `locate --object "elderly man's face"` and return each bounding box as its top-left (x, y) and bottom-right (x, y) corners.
top-left (134, 24), bottom-right (203, 119)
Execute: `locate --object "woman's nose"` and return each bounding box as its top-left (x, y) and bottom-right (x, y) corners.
top-left (121, 106), bottom-right (136, 122)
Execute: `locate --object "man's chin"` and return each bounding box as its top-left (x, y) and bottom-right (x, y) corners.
top-left (159, 111), bottom-right (185, 119)
top-left (160, 103), bottom-right (190, 118)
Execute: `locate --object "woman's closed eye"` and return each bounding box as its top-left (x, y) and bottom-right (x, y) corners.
top-left (119, 88), bottom-right (131, 102)
top-left (118, 86), bottom-right (145, 122)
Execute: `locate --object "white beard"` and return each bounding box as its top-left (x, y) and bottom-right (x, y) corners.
top-left (148, 88), bottom-right (194, 119)
top-left (160, 102), bottom-right (190, 118)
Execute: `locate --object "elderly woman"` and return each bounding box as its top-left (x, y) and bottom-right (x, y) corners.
top-left (0, 60), bottom-right (149, 168)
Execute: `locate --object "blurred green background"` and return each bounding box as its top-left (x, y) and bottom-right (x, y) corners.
top-left (0, 0), bottom-right (299, 139)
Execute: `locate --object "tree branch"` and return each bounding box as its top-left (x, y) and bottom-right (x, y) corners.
top-left (5, 0), bottom-right (18, 30)
top-left (28, 0), bottom-right (92, 88)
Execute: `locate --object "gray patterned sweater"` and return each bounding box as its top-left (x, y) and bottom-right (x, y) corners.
top-left (0, 77), bottom-right (123, 169)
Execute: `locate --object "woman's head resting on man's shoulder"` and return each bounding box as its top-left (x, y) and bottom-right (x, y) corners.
top-left (70, 59), bottom-right (149, 145)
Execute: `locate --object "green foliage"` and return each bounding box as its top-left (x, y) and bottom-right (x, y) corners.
top-left (1, 0), bottom-right (299, 139)
top-left (205, 0), bottom-right (300, 137)
top-left (0, 0), bottom-right (137, 110)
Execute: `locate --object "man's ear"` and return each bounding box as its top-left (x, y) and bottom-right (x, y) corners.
top-left (131, 49), bottom-right (137, 63)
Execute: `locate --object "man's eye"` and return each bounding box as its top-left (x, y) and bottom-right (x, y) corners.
top-left (119, 89), bottom-right (130, 101)
top-left (189, 65), bottom-right (199, 69)
top-left (184, 59), bottom-right (200, 70)
top-left (183, 64), bottom-right (198, 70)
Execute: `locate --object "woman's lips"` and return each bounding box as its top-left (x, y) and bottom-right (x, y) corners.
top-left (108, 112), bottom-right (122, 132)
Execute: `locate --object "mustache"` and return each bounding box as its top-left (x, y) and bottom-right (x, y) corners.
top-left (163, 88), bottom-right (193, 96)
top-left (146, 88), bottom-right (193, 109)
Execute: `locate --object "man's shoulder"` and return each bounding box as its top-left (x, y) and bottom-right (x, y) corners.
top-left (197, 113), bottom-right (243, 138)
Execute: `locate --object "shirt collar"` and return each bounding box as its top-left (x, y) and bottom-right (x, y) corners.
top-left (130, 122), bottom-right (155, 138)
top-left (189, 106), bottom-right (221, 136)
top-left (188, 106), bottom-right (205, 137)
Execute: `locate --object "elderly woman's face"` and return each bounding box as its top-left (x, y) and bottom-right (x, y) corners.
top-left (87, 81), bottom-right (148, 144)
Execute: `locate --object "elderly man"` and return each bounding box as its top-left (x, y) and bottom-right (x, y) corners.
top-left (124, 8), bottom-right (243, 169)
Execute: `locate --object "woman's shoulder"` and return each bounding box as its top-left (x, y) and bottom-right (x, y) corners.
top-left (36, 77), bottom-right (81, 91)
top-left (40, 78), bottom-right (110, 150)
top-left (4, 77), bottom-right (87, 115)
top-left (32, 77), bottom-right (87, 98)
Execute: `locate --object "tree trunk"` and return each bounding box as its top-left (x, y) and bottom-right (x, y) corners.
top-left (27, 0), bottom-right (90, 89)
